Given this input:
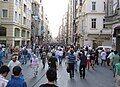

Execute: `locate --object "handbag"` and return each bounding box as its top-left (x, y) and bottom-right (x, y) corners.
top-left (66, 65), bottom-right (70, 73)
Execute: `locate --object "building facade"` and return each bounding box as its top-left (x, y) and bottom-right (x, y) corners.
top-left (75, 0), bottom-right (112, 48)
top-left (31, 0), bottom-right (41, 46)
top-left (0, 0), bottom-right (31, 47)
top-left (105, 0), bottom-right (120, 51)
top-left (67, 0), bottom-right (74, 45)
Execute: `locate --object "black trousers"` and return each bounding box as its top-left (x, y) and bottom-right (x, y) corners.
top-left (79, 65), bottom-right (86, 78)
top-left (68, 63), bottom-right (74, 78)
top-left (101, 59), bottom-right (106, 66)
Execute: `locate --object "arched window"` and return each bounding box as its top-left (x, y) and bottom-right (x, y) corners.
top-left (14, 28), bottom-right (20, 37)
top-left (0, 26), bottom-right (6, 36)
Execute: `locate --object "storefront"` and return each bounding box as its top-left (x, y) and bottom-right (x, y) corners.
top-left (113, 26), bottom-right (120, 52)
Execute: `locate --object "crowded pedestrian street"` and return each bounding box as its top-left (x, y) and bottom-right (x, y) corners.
top-left (0, 0), bottom-right (120, 87)
top-left (0, 46), bottom-right (115, 87)
top-left (4, 58), bottom-right (114, 87)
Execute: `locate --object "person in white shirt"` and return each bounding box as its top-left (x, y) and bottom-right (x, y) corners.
top-left (58, 49), bottom-right (63, 65)
top-left (8, 55), bottom-right (21, 71)
top-left (101, 50), bottom-right (107, 66)
top-left (74, 50), bottom-right (80, 71)
top-left (107, 50), bottom-right (115, 69)
top-left (0, 65), bottom-right (10, 87)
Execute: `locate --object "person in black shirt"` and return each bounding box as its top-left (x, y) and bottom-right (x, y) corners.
top-left (48, 53), bottom-right (58, 70)
top-left (79, 51), bottom-right (87, 79)
top-left (39, 68), bottom-right (58, 87)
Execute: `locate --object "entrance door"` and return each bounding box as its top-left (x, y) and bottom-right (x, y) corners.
top-left (116, 36), bottom-right (120, 52)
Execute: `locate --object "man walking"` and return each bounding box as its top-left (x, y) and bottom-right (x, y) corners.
top-left (48, 53), bottom-right (58, 71)
top-left (79, 51), bottom-right (87, 79)
top-left (39, 68), bottom-right (58, 87)
top-left (112, 51), bottom-right (120, 77)
top-left (67, 50), bottom-right (76, 78)
top-left (115, 60), bottom-right (120, 87)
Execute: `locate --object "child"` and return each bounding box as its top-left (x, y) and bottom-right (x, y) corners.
top-left (30, 54), bottom-right (39, 77)
top-left (6, 66), bottom-right (27, 87)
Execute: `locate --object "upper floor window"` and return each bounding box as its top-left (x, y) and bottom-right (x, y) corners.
top-left (91, 19), bottom-right (96, 28)
top-left (104, 2), bottom-right (106, 11)
top-left (80, 0), bottom-right (82, 6)
top-left (0, 27), bottom-right (6, 36)
top-left (19, 14), bottom-right (21, 22)
top-left (103, 19), bottom-right (105, 28)
top-left (23, 17), bottom-right (26, 25)
top-left (15, 11), bottom-right (17, 21)
top-left (3, 0), bottom-right (8, 1)
top-left (21, 30), bottom-right (25, 37)
top-left (14, 28), bottom-right (20, 37)
top-left (92, 2), bottom-right (96, 11)
top-left (27, 31), bottom-right (29, 38)
top-left (2, 9), bottom-right (8, 18)
top-left (24, 4), bottom-right (27, 13)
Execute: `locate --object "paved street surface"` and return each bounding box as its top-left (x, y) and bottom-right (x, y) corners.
top-left (6, 59), bottom-right (115, 87)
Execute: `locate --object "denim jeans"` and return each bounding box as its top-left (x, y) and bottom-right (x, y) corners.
top-left (21, 55), bottom-right (28, 64)
top-left (113, 65), bottom-right (116, 77)
top-left (58, 56), bottom-right (62, 65)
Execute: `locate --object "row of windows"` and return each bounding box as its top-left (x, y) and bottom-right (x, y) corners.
top-left (2, 9), bottom-right (30, 25)
top-left (0, 27), bottom-right (30, 38)
top-left (14, 28), bottom-right (30, 38)
top-left (91, 19), bottom-right (105, 29)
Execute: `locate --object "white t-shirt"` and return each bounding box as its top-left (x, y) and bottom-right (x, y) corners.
top-left (107, 52), bottom-right (114, 60)
top-left (101, 52), bottom-right (107, 60)
top-left (27, 48), bottom-right (32, 53)
top-left (58, 51), bottom-right (63, 56)
top-left (8, 60), bottom-right (21, 71)
top-left (0, 75), bottom-right (8, 87)
top-left (87, 54), bottom-right (90, 60)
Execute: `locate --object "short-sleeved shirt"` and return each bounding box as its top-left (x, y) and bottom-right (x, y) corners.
top-left (8, 60), bottom-right (21, 71)
top-left (0, 75), bottom-right (8, 87)
top-left (39, 83), bottom-right (58, 87)
top-left (48, 56), bottom-right (57, 69)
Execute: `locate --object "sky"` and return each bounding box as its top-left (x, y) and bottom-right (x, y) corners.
top-left (43, 0), bottom-right (68, 38)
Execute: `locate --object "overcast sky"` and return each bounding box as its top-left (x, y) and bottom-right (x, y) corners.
top-left (43, 0), bottom-right (68, 38)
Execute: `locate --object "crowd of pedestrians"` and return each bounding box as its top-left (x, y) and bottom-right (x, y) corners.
top-left (0, 44), bottom-right (120, 87)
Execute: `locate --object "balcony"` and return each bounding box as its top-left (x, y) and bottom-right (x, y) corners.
top-left (105, 13), bottom-right (120, 24)
top-left (87, 29), bottom-right (111, 36)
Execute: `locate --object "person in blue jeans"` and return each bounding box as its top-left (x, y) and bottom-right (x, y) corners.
top-left (58, 49), bottom-right (63, 65)
top-left (22, 48), bottom-right (28, 65)
top-left (67, 50), bottom-right (76, 78)
top-left (6, 66), bottom-right (27, 87)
